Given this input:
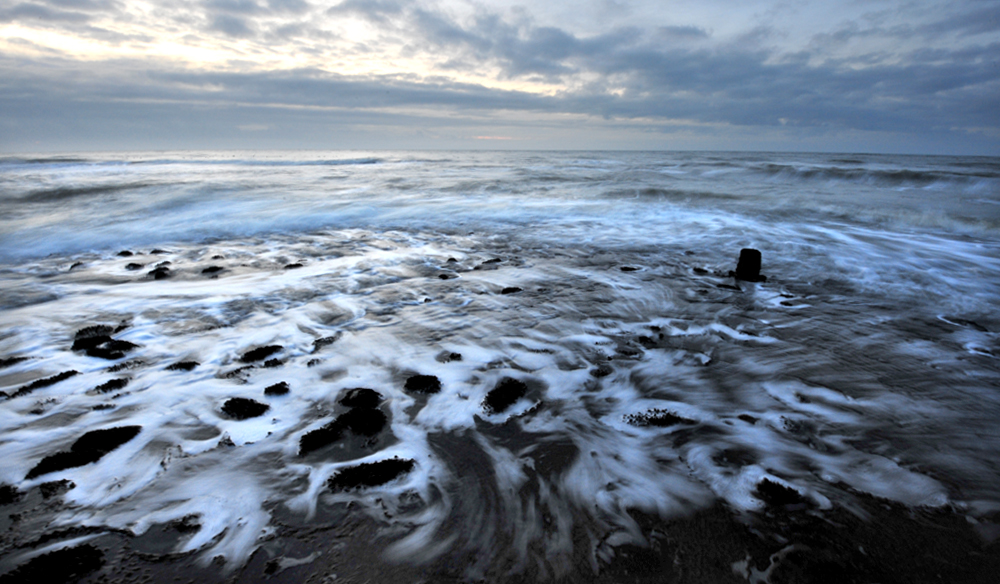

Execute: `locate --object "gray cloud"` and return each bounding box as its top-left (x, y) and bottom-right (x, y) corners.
top-left (204, 0), bottom-right (264, 15)
top-left (657, 25), bottom-right (711, 39)
top-left (210, 13), bottom-right (255, 36)
top-left (0, 0), bottom-right (997, 153)
top-left (0, 2), bottom-right (91, 22)
top-left (920, 3), bottom-right (1000, 36)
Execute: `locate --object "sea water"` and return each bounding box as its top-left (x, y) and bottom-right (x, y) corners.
top-left (0, 151), bottom-right (998, 579)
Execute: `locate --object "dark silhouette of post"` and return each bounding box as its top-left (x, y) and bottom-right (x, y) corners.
top-left (734, 248), bottom-right (766, 282)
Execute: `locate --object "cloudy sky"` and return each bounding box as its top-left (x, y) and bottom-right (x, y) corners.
top-left (0, 0), bottom-right (997, 153)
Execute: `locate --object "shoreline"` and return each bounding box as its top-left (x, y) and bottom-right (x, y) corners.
top-left (1, 223), bottom-right (999, 582)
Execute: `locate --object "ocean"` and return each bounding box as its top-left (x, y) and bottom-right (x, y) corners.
top-left (0, 151), bottom-right (998, 582)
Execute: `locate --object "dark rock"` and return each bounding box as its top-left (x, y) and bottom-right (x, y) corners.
top-left (327, 458), bottom-right (415, 491)
top-left (0, 356), bottom-right (29, 369)
top-left (239, 345), bottom-right (283, 363)
top-left (636, 335), bottom-right (658, 349)
top-left (39, 479), bottom-right (74, 498)
top-left (264, 381), bottom-right (290, 396)
top-left (620, 266), bottom-right (640, 272)
top-left (438, 273), bottom-right (458, 280)
top-left (500, 286), bottom-right (522, 295)
top-left (734, 248), bottom-right (767, 282)
top-left (168, 514), bottom-right (201, 533)
top-left (590, 364), bottom-right (614, 378)
top-left (625, 409), bottom-right (696, 427)
top-left (125, 262), bottom-right (144, 271)
top-left (306, 358), bottom-right (321, 367)
top-left (75, 325), bottom-right (114, 339)
top-left (474, 258), bottom-right (502, 270)
top-left (117, 250), bottom-right (133, 257)
top-left (69, 261), bottom-right (84, 270)
top-left (26, 426), bottom-right (141, 479)
top-left (483, 377), bottom-right (528, 414)
top-left (614, 345), bottom-right (644, 359)
top-left (299, 405), bottom-right (388, 455)
top-left (436, 351), bottom-right (462, 363)
top-left (147, 266), bottom-right (171, 280)
top-left (339, 388), bottom-right (383, 408)
top-left (150, 248), bottom-right (169, 254)
top-left (71, 334), bottom-right (112, 352)
top-left (283, 263), bottom-right (304, 270)
top-left (299, 422), bottom-right (344, 456)
top-left (313, 335), bottom-right (340, 352)
top-left (263, 358), bottom-right (283, 368)
top-left (8, 370), bottom-right (79, 400)
top-left (337, 407), bottom-right (387, 437)
top-left (404, 374), bottom-right (441, 394)
top-left (166, 361), bottom-right (199, 371)
top-left (72, 334), bottom-right (138, 360)
top-left (264, 559), bottom-right (280, 575)
top-left (223, 365), bottom-right (255, 381)
top-left (107, 359), bottom-right (143, 372)
top-left (0, 544), bottom-right (104, 583)
top-left (754, 478), bottom-right (807, 507)
top-left (446, 257), bottom-right (458, 263)
top-left (201, 266), bottom-right (224, 274)
top-left (93, 378), bottom-right (129, 394)
top-left (738, 414), bottom-right (759, 424)
top-left (156, 260), bottom-right (171, 267)
top-left (221, 397), bottom-right (270, 420)
top-left (693, 267), bottom-right (709, 274)
top-left (0, 484), bottom-right (21, 505)
top-left (212, 255), bottom-right (225, 260)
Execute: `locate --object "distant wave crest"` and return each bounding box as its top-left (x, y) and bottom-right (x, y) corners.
top-left (753, 162), bottom-right (1000, 187)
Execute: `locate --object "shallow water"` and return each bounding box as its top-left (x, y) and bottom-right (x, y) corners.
top-left (0, 151), bottom-right (998, 580)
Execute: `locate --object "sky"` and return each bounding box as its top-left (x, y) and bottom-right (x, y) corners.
top-left (0, 0), bottom-right (998, 154)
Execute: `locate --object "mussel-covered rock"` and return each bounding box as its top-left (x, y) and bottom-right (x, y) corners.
top-left (26, 426), bottom-right (142, 479)
top-left (754, 478), bottom-right (807, 507)
top-left (327, 458), bottom-right (415, 491)
top-left (483, 377), bottom-right (527, 414)
top-left (299, 421), bottom-right (344, 456)
top-left (239, 345), bottom-right (283, 363)
top-left (8, 370), bottom-right (79, 399)
top-left (337, 408), bottom-right (387, 437)
top-left (92, 378), bottom-right (129, 394)
top-left (166, 361), bottom-right (199, 371)
top-left (404, 374), bottom-right (441, 394)
top-left (338, 387), bottom-right (382, 408)
top-left (72, 326), bottom-right (138, 360)
top-left (221, 397), bottom-right (270, 420)
top-left (264, 381), bottom-right (290, 396)
top-left (624, 409), bottom-right (696, 427)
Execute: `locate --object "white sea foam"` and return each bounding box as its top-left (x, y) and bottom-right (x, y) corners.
top-left (0, 151), bottom-right (998, 577)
